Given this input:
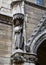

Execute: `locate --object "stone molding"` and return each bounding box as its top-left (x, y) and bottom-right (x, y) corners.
top-left (26, 16), bottom-right (46, 54)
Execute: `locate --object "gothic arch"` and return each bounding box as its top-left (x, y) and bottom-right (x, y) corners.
top-left (37, 40), bottom-right (46, 65)
top-left (30, 30), bottom-right (46, 54)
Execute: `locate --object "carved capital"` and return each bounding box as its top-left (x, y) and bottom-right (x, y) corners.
top-left (11, 53), bottom-right (25, 64)
top-left (11, 52), bottom-right (37, 65)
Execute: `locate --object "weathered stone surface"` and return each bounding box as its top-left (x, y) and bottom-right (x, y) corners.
top-left (25, 4), bottom-right (46, 40)
top-left (0, 23), bottom-right (12, 57)
top-left (0, 57), bottom-right (10, 65)
top-left (0, 0), bottom-right (46, 65)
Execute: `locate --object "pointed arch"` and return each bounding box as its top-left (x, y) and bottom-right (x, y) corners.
top-left (30, 30), bottom-right (46, 54)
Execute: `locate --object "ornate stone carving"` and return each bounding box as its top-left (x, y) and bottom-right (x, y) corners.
top-left (13, 13), bottom-right (24, 50)
top-left (25, 16), bottom-right (46, 54)
top-left (13, 13), bottom-right (24, 26)
top-left (11, 52), bottom-right (37, 65)
top-left (10, 0), bottom-right (25, 64)
top-left (11, 53), bottom-right (25, 64)
top-left (33, 32), bottom-right (46, 53)
top-left (25, 45), bottom-right (30, 52)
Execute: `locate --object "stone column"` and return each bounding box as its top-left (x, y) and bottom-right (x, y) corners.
top-left (10, 0), bottom-right (25, 65)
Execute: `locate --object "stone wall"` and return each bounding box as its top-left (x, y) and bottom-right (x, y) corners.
top-left (0, 23), bottom-right (12, 57)
top-left (26, 0), bottom-right (46, 7)
top-left (0, 23), bottom-right (12, 65)
top-left (0, 0), bottom-right (46, 17)
top-left (25, 3), bottom-right (46, 41)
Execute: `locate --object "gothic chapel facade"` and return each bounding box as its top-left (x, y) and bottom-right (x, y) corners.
top-left (0, 0), bottom-right (46, 65)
